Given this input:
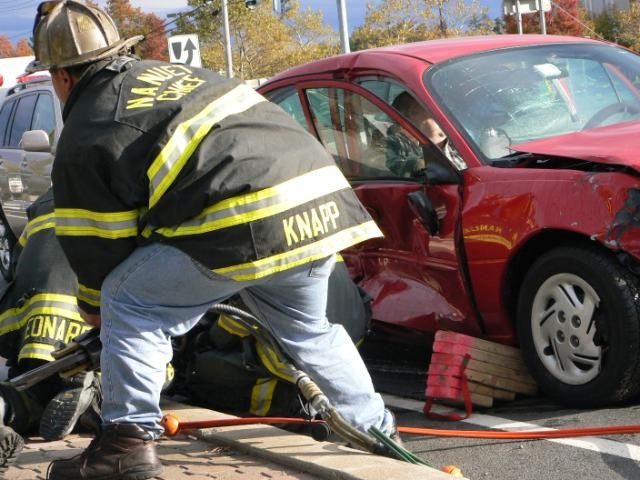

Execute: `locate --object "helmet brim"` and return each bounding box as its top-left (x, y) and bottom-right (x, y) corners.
top-left (29, 34), bottom-right (143, 72)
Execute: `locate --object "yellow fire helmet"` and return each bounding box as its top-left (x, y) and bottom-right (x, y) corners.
top-left (30, 0), bottom-right (143, 72)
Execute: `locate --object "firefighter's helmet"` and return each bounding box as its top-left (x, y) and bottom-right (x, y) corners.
top-left (30, 0), bottom-right (143, 72)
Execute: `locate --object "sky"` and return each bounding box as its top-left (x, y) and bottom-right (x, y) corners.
top-left (1, 0), bottom-right (504, 46)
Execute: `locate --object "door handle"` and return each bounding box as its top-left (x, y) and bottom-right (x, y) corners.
top-left (407, 190), bottom-right (439, 235)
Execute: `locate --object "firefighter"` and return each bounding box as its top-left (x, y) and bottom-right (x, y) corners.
top-left (173, 258), bottom-right (373, 420)
top-left (30, 2), bottom-right (398, 479)
top-left (0, 190), bottom-right (101, 471)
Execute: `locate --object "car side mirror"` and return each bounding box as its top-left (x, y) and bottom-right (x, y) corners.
top-left (420, 143), bottom-right (461, 185)
top-left (21, 130), bottom-right (52, 153)
top-left (407, 190), bottom-right (439, 235)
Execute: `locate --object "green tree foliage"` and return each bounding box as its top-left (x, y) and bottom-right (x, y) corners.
top-left (174, 0), bottom-right (338, 79)
top-left (105, 0), bottom-right (168, 61)
top-left (614, 2), bottom-right (640, 51)
top-left (588, 4), bottom-right (640, 52)
top-left (589, 9), bottom-right (622, 44)
top-left (504, 0), bottom-right (587, 36)
top-left (350, 0), bottom-right (495, 51)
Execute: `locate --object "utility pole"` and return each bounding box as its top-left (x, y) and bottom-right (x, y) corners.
top-left (221, 0), bottom-right (233, 78)
top-left (337, 0), bottom-right (350, 54)
top-left (539, 0), bottom-right (547, 34)
top-left (515, 0), bottom-right (523, 34)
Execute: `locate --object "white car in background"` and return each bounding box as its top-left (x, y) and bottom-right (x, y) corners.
top-left (0, 77), bottom-right (61, 280)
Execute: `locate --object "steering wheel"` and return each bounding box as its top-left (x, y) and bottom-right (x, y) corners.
top-left (583, 101), bottom-right (640, 130)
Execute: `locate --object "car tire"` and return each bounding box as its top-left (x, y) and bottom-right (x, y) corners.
top-left (516, 246), bottom-right (640, 407)
top-left (0, 205), bottom-right (16, 282)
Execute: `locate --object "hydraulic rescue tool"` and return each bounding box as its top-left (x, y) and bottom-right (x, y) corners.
top-left (5, 304), bottom-right (415, 462)
top-left (9, 327), bottom-right (101, 391)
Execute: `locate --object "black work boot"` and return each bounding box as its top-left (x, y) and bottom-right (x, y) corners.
top-left (39, 372), bottom-right (101, 441)
top-left (0, 383), bottom-right (31, 472)
top-left (0, 424), bottom-right (24, 474)
top-left (47, 423), bottom-right (162, 480)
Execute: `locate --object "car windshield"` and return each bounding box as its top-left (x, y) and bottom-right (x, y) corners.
top-left (427, 43), bottom-right (640, 163)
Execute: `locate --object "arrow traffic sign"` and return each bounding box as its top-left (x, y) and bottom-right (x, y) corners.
top-left (168, 34), bottom-right (202, 68)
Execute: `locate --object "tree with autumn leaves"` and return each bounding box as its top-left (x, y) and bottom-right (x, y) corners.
top-left (504, 0), bottom-right (587, 35)
top-left (0, 37), bottom-right (32, 58)
top-left (84, 0), bottom-right (168, 61)
top-left (350, 0), bottom-right (495, 50)
top-left (1, 0), bottom-right (165, 61)
top-left (589, 2), bottom-right (640, 52)
top-left (172, 0), bottom-right (338, 78)
top-left (4, 0), bottom-right (640, 81)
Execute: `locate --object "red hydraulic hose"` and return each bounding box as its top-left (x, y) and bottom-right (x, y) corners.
top-left (162, 414), bottom-right (640, 440)
top-left (162, 414), bottom-right (323, 436)
top-left (398, 424), bottom-right (640, 439)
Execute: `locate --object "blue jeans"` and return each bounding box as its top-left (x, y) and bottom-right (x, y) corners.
top-left (99, 243), bottom-right (392, 437)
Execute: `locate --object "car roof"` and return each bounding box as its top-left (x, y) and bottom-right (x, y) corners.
top-left (263, 34), bottom-right (605, 85)
top-left (5, 76), bottom-right (52, 98)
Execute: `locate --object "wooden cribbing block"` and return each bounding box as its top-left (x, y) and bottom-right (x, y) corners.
top-left (429, 352), bottom-right (537, 387)
top-left (426, 384), bottom-right (493, 408)
top-left (424, 331), bottom-right (539, 413)
top-left (465, 369), bottom-right (538, 396)
top-left (432, 341), bottom-right (528, 372)
top-left (427, 374), bottom-right (516, 401)
top-left (435, 330), bottom-right (522, 361)
top-left (429, 352), bottom-right (537, 396)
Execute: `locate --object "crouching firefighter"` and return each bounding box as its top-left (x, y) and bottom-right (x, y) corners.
top-left (30, 1), bottom-right (396, 478)
top-left (0, 189), bottom-right (101, 471)
top-left (171, 258), bottom-right (372, 422)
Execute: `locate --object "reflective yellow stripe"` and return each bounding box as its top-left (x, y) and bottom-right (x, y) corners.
top-left (18, 342), bottom-right (56, 362)
top-left (19, 212), bottom-right (55, 246)
top-left (214, 220), bottom-right (382, 281)
top-left (54, 208), bottom-right (139, 239)
top-left (78, 284), bottom-right (101, 308)
top-left (145, 165), bottom-right (349, 238)
top-left (256, 342), bottom-right (296, 382)
top-left (0, 293), bottom-right (80, 336)
top-left (148, 84), bottom-right (266, 208)
top-left (218, 314), bottom-right (295, 382)
top-left (217, 314), bottom-right (251, 338)
top-left (250, 377), bottom-right (277, 416)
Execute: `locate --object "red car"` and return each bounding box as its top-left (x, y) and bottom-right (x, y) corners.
top-left (258, 34), bottom-right (640, 408)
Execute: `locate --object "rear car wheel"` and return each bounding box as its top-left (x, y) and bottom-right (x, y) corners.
top-left (0, 205), bottom-right (16, 282)
top-left (517, 246), bottom-right (640, 407)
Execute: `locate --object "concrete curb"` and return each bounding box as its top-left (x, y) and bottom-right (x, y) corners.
top-left (162, 400), bottom-right (466, 480)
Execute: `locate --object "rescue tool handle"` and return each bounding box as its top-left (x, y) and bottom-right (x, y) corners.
top-left (8, 327), bottom-right (101, 391)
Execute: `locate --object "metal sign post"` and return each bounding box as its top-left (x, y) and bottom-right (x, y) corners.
top-left (221, 0), bottom-right (233, 78)
top-left (337, 0), bottom-right (350, 54)
top-left (539, 0), bottom-right (547, 35)
top-left (503, 0), bottom-right (551, 34)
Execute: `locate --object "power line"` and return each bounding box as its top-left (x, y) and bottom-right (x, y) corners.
top-left (141, 1), bottom-right (216, 43)
top-left (549, 1), bottom-right (605, 41)
top-left (7, 30), bottom-right (32, 42)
